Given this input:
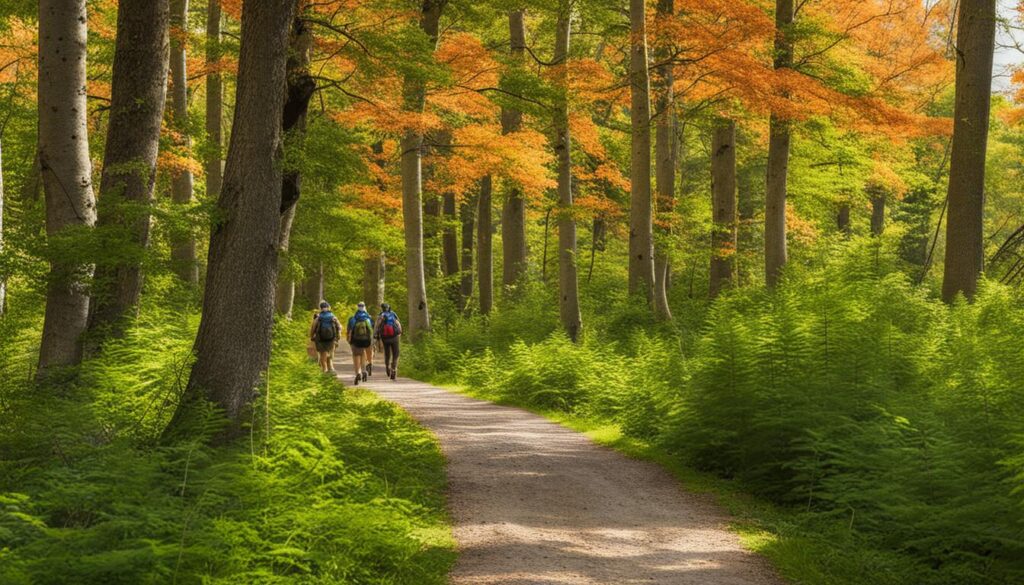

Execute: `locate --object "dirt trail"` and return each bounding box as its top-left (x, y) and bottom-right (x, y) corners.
top-left (332, 345), bottom-right (782, 585)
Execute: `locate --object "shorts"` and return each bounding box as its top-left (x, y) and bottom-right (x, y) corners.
top-left (350, 339), bottom-right (372, 349)
top-left (314, 339), bottom-right (335, 353)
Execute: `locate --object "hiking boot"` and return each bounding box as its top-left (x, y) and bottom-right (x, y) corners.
top-left (385, 366), bottom-right (392, 378)
top-left (354, 374), bottom-right (360, 386)
top-left (366, 363), bottom-right (372, 376)
top-left (361, 370), bottom-right (368, 382)
top-left (390, 369), bottom-right (397, 381)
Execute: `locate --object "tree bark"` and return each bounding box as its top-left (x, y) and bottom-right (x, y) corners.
top-left (942, 0), bottom-right (995, 302)
top-left (554, 6), bottom-right (582, 342)
top-left (837, 203), bottom-right (851, 237)
top-left (37, 0), bottom-right (98, 375)
top-left (459, 193), bottom-right (475, 312)
top-left (400, 1), bottom-right (445, 339)
top-left (88, 0), bottom-right (170, 339)
top-left (442, 191), bottom-right (459, 276)
top-left (423, 192), bottom-right (442, 278)
top-left (167, 0), bottom-right (198, 284)
top-left (652, 0), bottom-right (674, 320)
top-left (275, 16), bottom-right (315, 318)
top-left (501, 9), bottom-right (529, 290)
top-left (628, 0), bottom-right (655, 302)
top-left (205, 0), bottom-right (223, 200)
top-left (363, 251), bottom-right (385, 309)
top-left (765, 0), bottom-right (794, 288)
top-left (870, 192), bottom-right (885, 236)
top-left (298, 262), bottom-right (323, 311)
top-left (477, 175), bottom-right (493, 314)
top-left (710, 120), bottom-right (737, 299)
top-left (170, 0), bottom-right (299, 434)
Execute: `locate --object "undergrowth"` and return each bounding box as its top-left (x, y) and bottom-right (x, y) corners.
top-left (0, 288), bottom-right (454, 584)
top-left (406, 238), bottom-right (1024, 585)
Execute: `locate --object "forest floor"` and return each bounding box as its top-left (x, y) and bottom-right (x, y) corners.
top-left (332, 345), bottom-right (782, 585)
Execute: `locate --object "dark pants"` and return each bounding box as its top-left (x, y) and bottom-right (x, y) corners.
top-left (383, 338), bottom-right (400, 369)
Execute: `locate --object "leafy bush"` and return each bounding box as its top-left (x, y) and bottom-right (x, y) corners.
top-left (0, 299), bottom-right (454, 584)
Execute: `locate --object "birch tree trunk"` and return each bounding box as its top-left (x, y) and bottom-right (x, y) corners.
top-left (275, 16), bottom-right (315, 318)
top-left (89, 0), bottom-right (170, 339)
top-left (37, 0), bottom-right (98, 375)
top-left (942, 0), bottom-right (995, 302)
top-left (554, 6), bottom-right (582, 342)
top-left (363, 252), bottom-right (385, 309)
top-left (400, 1), bottom-right (446, 340)
top-left (709, 120), bottom-right (737, 299)
top-left (652, 0), bottom-right (674, 320)
top-left (167, 0), bottom-right (198, 283)
top-left (477, 175), bottom-right (493, 315)
top-left (628, 0), bottom-right (655, 302)
top-left (765, 0), bottom-right (794, 288)
top-left (169, 0), bottom-right (299, 435)
top-left (205, 0), bottom-right (223, 199)
top-left (501, 9), bottom-right (529, 290)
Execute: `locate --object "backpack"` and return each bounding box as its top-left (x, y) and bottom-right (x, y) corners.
top-left (380, 311), bottom-right (400, 339)
top-left (316, 312), bottom-right (336, 342)
top-left (351, 316), bottom-right (373, 342)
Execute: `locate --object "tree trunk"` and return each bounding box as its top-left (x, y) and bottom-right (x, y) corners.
top-left (870, 193), bottom-right (886, 236)
top-left (275, 15), bottom-right (315, 319)
top-left (652, 0), bottom-right (674, 320)
top-left (459, 193), bottom-right (475, 311)
top-left (363, 251), bottom-right (385, 309)
top-left (170, 0), bottom-right (299, 435)
top-left (423, 193), bottom-right (442, 278)
top-left (88, 0), bottom-right (170, 340)
top-left (167, 0), bottom-right (198, 284)
top-left (710, 120), bottom-right (737, 299)
top-left (477, 176), bottom-right (493, 314)
top-left (628, 0), bottom-right (655, 302)
top-left (400, 1), bottom-right (445, 340)
top-left (205, 0), bottom-right (223, 199)
top-left (765, 0), bottom-right (794, 288)
top-left (942, 0), bottom-right (995, 302)
top-left (37, 0), bottom-right (98, 375)
top-left (554, 6), bottom-right (582, 342)
top-left (442, 191), bottom-right (459, 276)
top-left (501, 9), bottom-right (528, 289)
top-left (837, 203), bottom-right (851, 237)
top-left (298, 262), bottom-right (323, 311)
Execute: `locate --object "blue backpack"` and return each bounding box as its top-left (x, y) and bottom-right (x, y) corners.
top-left (316, 311), bottom-right (336, 342)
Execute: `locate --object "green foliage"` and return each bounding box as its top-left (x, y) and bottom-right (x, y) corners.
top-left (0, 298), bottom-right (454, 584)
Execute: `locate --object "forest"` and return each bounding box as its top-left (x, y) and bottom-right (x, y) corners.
top-left (1, 0), bottom-right (1024, 583)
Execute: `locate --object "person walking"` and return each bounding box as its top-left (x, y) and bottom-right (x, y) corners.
top-left (375, 302), bottom-right (402, 380)
top-left (309, 301), bottom-right (341, 373)
top-left (347, 301), bottom-right (375, 385)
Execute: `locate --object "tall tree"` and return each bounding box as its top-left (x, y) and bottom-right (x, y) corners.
top-left (501, 9), bottom-right (528, 290)
top-left (554, 4), bottom-right (581, 342)
top-left (169, 0), bottom-right (197, 283)
top-left (168, 0), bottom-right (299, 434)
top-left (88, 0), bottom-right (170, 338)
top-left (0, 136), bottom-right (5, 316)
top-left (765, 0), bottom-right (793, 287)
top-left (275, 16), bottom-right (316, 318)
top-left (400, 0), bottom-right (446, 339)
top-left (37, 0), bottom-right (98, 375)
top-left (942, 0), bottom-right (995, 303)
top-left (459, 193), bottom-right (475, 311)
top-left (477, 175), bottom-right (493, 314)
top-left (652, 0), bottom-right (674, 320)
top-left (628, 0), bottom-right (655, 302)
top-left (205, 0), bottom-right (223, 200)
top-left (363, 252), bottom-right (385, 309)
top-left (709, 120), bottom-right (737, 298)
top-left (870, 190), bottom-right (885, 236)
top-left (441, 191), bottom-right (459, 276)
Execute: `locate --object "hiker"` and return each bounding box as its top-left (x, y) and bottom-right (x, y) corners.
top-left (375, 302), bottom-right (402, 380)
top-left (309, 301), bottom-right (341, 373)
top-left (347, 301), bottom-right (375, 386)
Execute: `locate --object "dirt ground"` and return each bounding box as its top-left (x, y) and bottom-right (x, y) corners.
top-left (333, 345), bottom-right (783, 585)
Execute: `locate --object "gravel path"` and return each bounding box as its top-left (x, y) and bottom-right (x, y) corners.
top-left (332, 346), bottom-right (783, 585)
